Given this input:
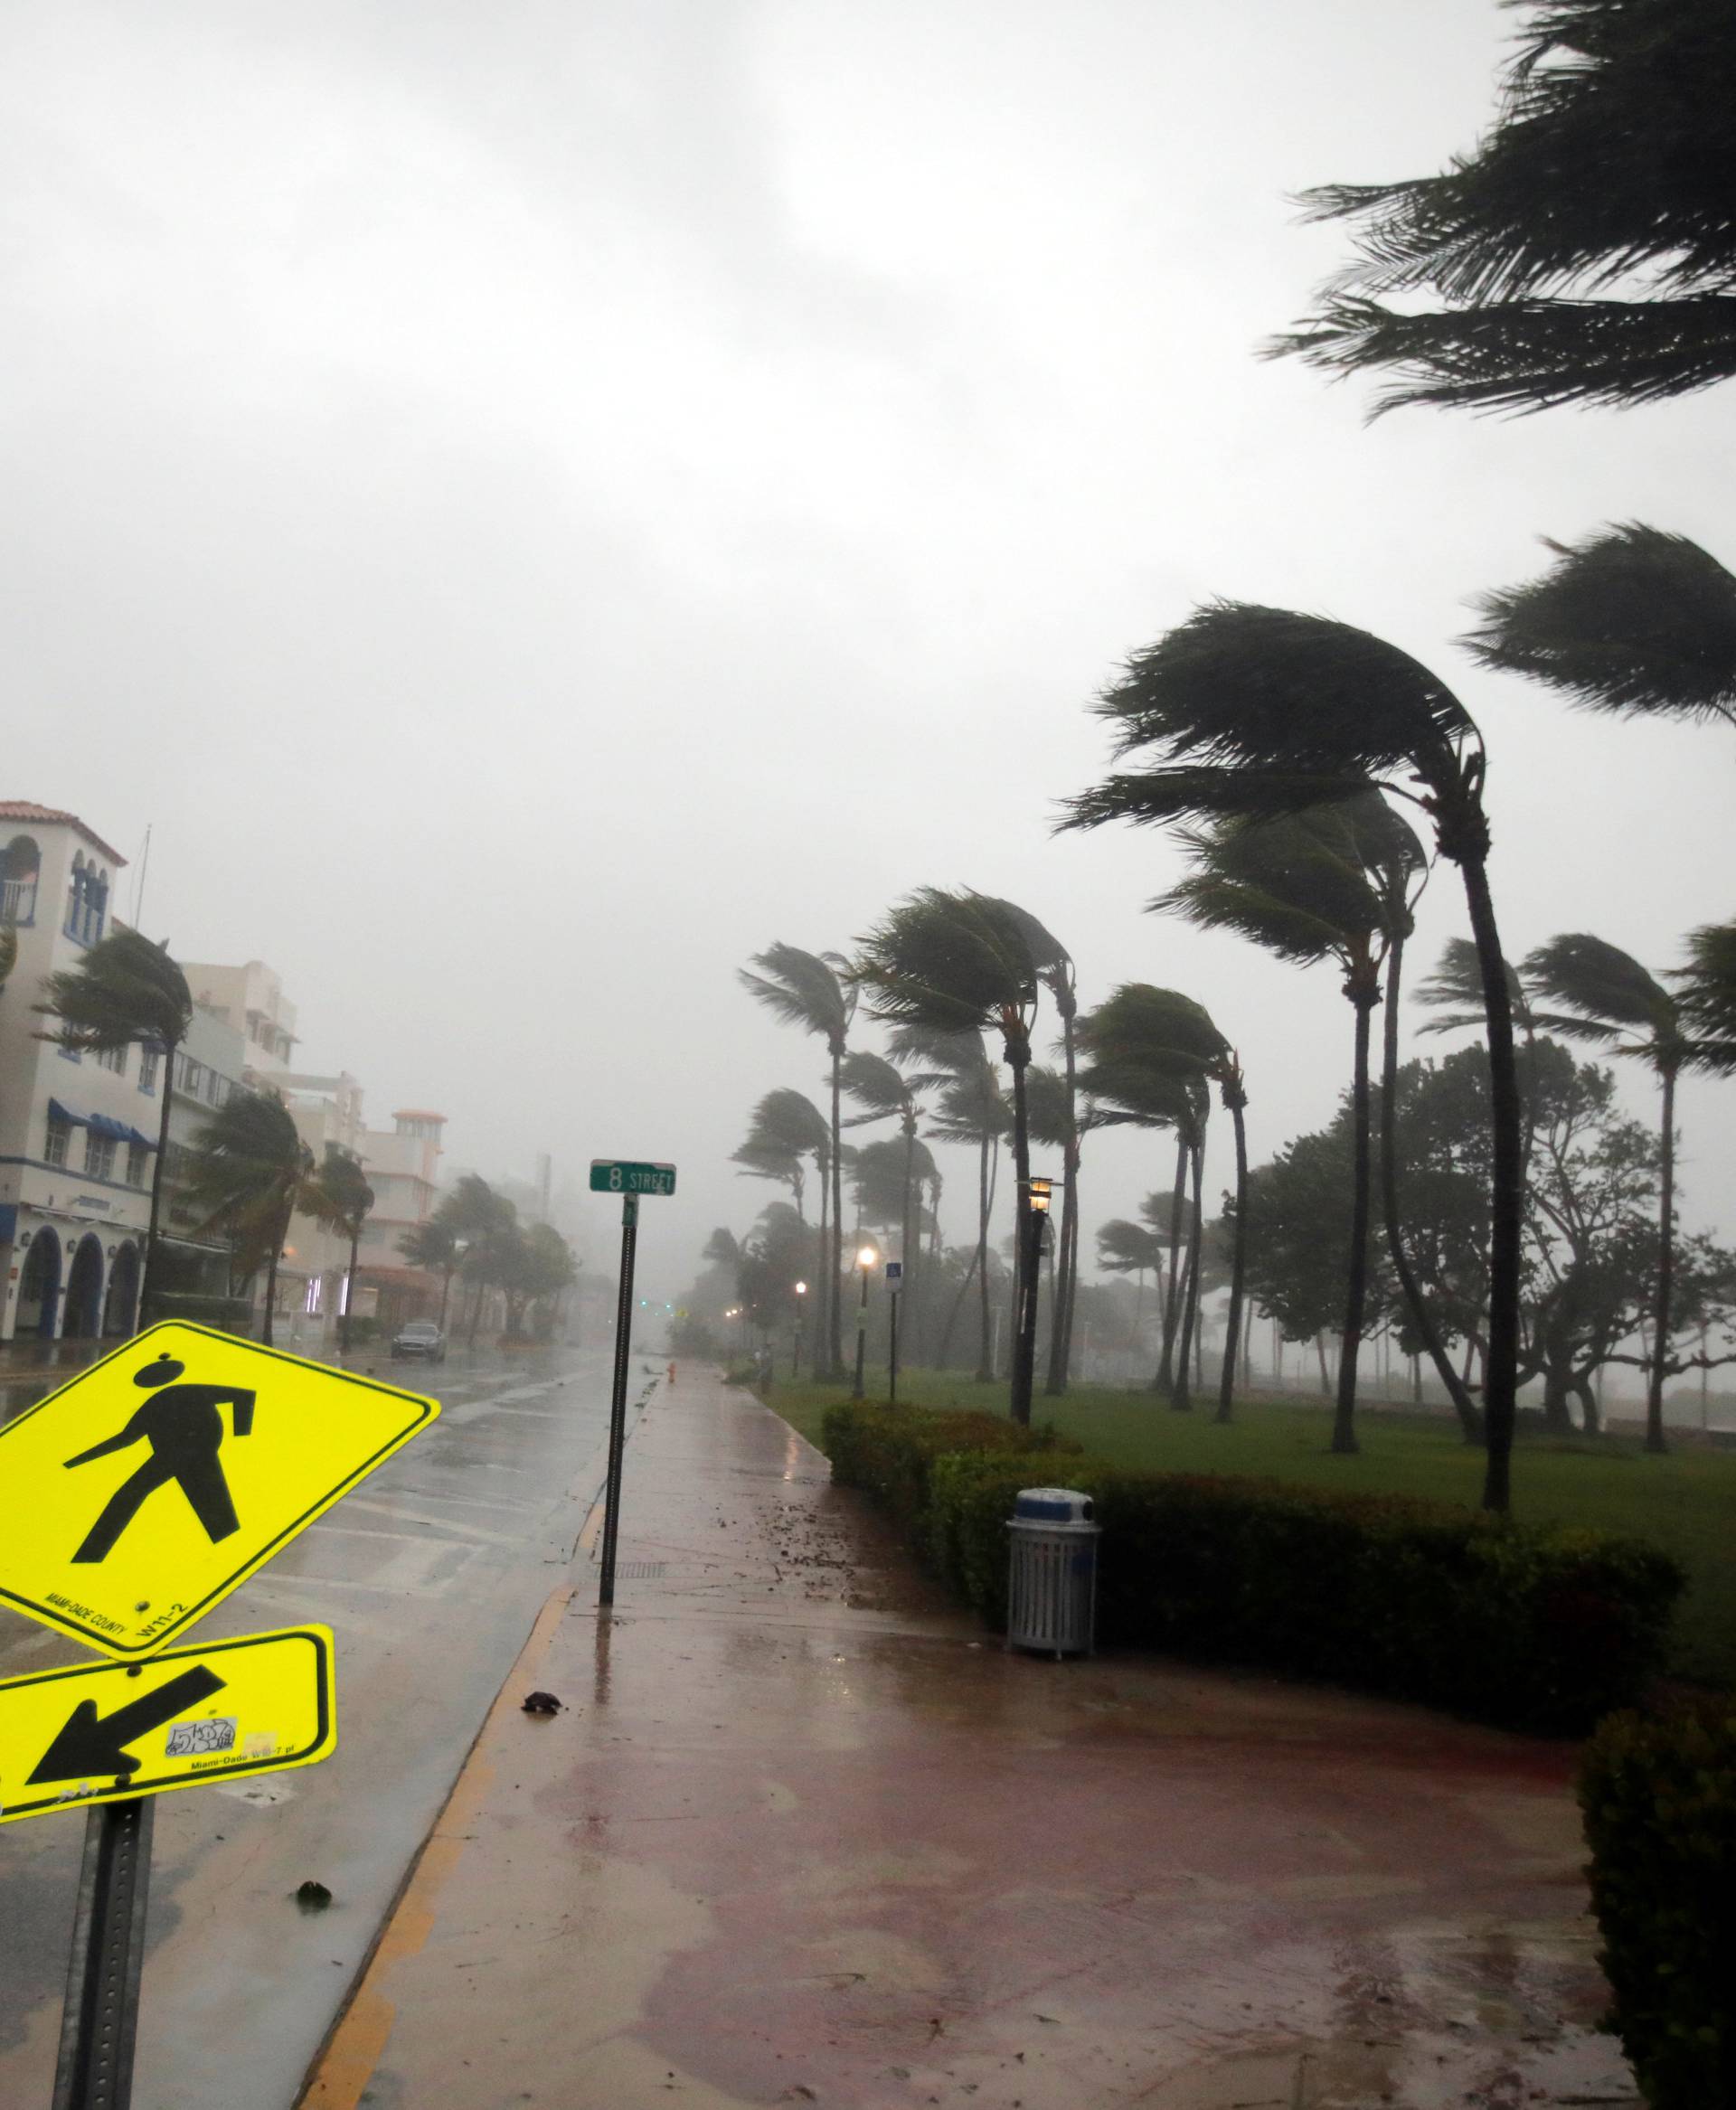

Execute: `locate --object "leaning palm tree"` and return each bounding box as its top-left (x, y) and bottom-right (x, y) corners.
top-left (1464, 524), bottom-right (1736, 733)
top-left (1523, 933), bottom-right (1699, 1454)
top-left (38, 926), bottom-right (193, 1328)
top-left (854, 890), bottom-right (1044, 1421)
top-left (1096, 1218), bottom-right (1165, 1333)
top-left (840, 1049), bottom-right (927, 1336)
top-left (733, 1086), bottom-right (831, 1371)
top-left (400, 1215), bottom-right (461, 1329)
top-left (312, 1145), bottom-right (374, 1354)
top-left (440, 1173), bottom-right (516, 1344)
top-left (1063, 602), bottom-right (1525, 1512)
top-left (901, 1025), bottom-right (1008, 1381)
top-left (739, 945), bottom-right (855, 1376)
top-left (1672, 918), bottom-right (1736, 1070)
top-left (183, 1089), bottom-right (318, 1345)
top-left (1157, 802), bottom-right (1422, 1447)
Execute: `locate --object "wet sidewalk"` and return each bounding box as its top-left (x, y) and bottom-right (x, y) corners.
top-left (298, 1369), bottom-right (1638, 2110)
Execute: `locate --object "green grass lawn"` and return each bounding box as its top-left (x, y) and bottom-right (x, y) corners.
top-left (758, 1365), bottom-right (1736, 1688)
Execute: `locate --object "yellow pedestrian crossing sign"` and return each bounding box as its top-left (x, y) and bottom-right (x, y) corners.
top-left (0, 1323), bottom-right (439, 1657)
top-left (0, 1625), bottom-right (335, 1825)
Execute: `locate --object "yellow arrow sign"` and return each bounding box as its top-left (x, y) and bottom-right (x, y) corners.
top-left (0, 1625), bottom-right (336, 1825)
top-left (0, 1323), bottom-right (438, 1657)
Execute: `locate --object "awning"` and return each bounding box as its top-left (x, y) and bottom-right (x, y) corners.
top-left (87, 1114), bottom-right (135, 1143)
top-left (125, 1126), bottom-right (156, 1151)
top-left (46, 1098), bottom-right (86, 1127)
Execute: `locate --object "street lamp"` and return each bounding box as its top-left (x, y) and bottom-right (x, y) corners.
top-left (851, 1246), bottom-right (878, 1400)
top-left (1012, 1175), bottom-right (1053, 1425)
top-left (792, 1280), bottom-right (807, 1378)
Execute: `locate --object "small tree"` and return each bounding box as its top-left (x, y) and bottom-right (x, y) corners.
top-left (184, 1089), bottom-right (318, 1345)
top-left (400, 1215), bottom-right (460, 1328)
top-left (312, 1146), bottom-right (373, 1353)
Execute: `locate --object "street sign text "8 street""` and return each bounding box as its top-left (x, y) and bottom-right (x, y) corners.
top-left (590, 1160), bottom-right (676, 1197)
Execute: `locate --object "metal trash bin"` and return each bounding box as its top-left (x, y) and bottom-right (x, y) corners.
top-left (1006, 1487), bottom-right (1100, 1658)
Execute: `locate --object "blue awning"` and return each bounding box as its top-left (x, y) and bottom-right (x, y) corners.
top-left (126, 1126), bottom-right (156, 1151)
top-left (46, 1097), bottom-right (86, 1127)
top-left (87, 1113), bottom-right (134, 1143)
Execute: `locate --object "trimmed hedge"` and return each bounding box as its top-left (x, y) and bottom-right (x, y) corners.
top-left (1579, 1700), bottom-right (1736, 2107)
top-left (826, 1401), bottom-right (1682, 1734)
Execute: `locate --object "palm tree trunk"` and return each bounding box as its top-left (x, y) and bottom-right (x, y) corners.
top-left (137, 1031), bottom-right (181, 1333)
top-left (814, 1146), bottom-right (829, 1376)
top-left (1378, 938), bottom-right (1483, 1442)
top-left (1044, 1011), bottom-right (1080, 1395)
top-left (901, 1113), bottom-right (917, 1351)
top-left (343, 1226), bottom-right (360, 1354)
top-left (1007, 1039), bottom-right (1035, 1427)
top-left (1332, 989), bottom-right (1377, 1454)
top-left (975, 1129), bottom-right (994, 1381)
top-left (829, 1042), bottom-right (845, 1378)
top-left (1216, 1095), bottom-right (1248, 1423)
top-left (1458, 854), bottom-right (1523, 1514)
top-left (1171, 1138), bottom-right (1203, 1410)
top-left (439, 1266), bottom-right (452, 1330)
top-left (1155, 1135), bottom-right (1187, 1391)
top-left (262, 1192), bottom-right (295, 1348)
top-left (1646, 1065), bottom-right (1678, 1455)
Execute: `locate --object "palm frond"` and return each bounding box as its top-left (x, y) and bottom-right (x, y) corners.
top-left (738, 943), bottom-right (850, 1042)
top-left (38, 927), bottom-right (193, 1051)
top-left (1524, 932), bottom-right (1675, 1041)
top-left (1465, 523), bottom-right (1736, 722)
top-left (853, 889), bottom-right (1038, 1039)
top-left (839, 1050), bottom-right (913, 1122)
top-left (1096, 1219), bottom-right (1165, 1273)
top-left (1671, 917), bottom-right (1736, 1071)
top-left (1414, 935), bottom-right (1531, 1035)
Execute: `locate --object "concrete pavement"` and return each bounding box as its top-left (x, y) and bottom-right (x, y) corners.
top-left (296, 1366), bottom-right (1638, 2109)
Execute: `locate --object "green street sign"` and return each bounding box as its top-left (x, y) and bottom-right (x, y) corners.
top-left (590, 1160), bottom-right (676, 1197)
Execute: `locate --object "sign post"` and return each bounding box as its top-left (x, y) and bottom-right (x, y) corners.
top-left (590, 1161), bottom-right (675, 1607)
top-left (885, 1260), bottom-right (903, 1405)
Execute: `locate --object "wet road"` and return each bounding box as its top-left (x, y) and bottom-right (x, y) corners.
top-left (0, 1340), bottom-right (650, 2110)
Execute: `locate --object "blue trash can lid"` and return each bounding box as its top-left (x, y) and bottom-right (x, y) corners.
top-left (1014, 1487), bottom-right (1094, 1522)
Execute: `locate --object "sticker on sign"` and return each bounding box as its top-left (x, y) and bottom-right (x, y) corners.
top-left (590, 1161), bottom-right (676, 1196)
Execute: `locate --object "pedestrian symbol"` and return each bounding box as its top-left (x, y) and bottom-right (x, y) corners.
top-left (66, 1353), bottom-right (257, 1562)
top-left (0, 1323), bottom-right (439, 1658)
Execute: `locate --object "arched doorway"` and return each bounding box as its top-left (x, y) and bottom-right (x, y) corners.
top-left (102, 1242), bottom-right (140, 1336)
top-left (63, 1235), bottom-right (105, 1340)
top-left (17, 1229), bottom-right (61, 1338)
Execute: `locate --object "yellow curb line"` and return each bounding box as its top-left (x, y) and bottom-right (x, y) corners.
top-left (297, 1581), bottom-right (577, 2108)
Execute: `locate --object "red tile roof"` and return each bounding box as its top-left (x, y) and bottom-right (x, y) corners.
top-left (0, 803), bottom-right (127, 865)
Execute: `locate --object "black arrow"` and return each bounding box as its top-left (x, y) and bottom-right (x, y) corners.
top-left (28, 1665), bottom-right (228, 1785)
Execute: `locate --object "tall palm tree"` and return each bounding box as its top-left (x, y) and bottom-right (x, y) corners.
top-left (440, 1173), bottom-right (515, 1344)
top-left (1079, 1004), bottom-right (1212, 1410)
top-left (184, 1089), bottom-right (318, 1345)
top-left (854, 890), bottom-right (1044, 1421)
top-left (1465, 523), bottom-right (1736, 730)
top-left (739, 945), bottom-right (855, 1377)
top-left (313, 1145), bottom-right (374, 1354)
top-left (733, 1087), bottom-right (831, 1371)
top-left (1672, 918), bottom-right (1736, 1069)
top-left (1063, 602), bottom-right (1525, 1512)
top-left (1270, 0), bottom-right (1736, 415)
top-left (400, 1215), bottom-right (461, 1328)
top-left (900, 1024), bottom-right (1008, 1382)
top-left (1523, 933), bottom-right (1701, 1454)
top-left (1157, 800), bottom-right (1423, 1447)
top-left (840, 1049), bottom-right (926, 1337)
top-left (38, 926), bottom-right (193, 1329)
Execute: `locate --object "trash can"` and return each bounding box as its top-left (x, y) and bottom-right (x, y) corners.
top-left (1006, 1487), bottom-right (1100, 1659)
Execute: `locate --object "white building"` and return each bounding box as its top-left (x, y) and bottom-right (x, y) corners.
top-left (355, 1109), bottom-right (448, 1328)
top-left (0, 804), bottom-right (152, 1343)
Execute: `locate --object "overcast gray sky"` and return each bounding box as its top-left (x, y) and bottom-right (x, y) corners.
top-left (5, 0), bottom-right (1731, 1305)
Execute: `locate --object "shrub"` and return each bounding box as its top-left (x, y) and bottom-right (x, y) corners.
top-left (828, 1405), bottom-right (1682, 1734)
top-left (1579, 1700), bottom-right (1736, 2106)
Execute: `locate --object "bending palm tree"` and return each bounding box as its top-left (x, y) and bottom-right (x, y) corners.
top-left (733, 1087), bottom-right (832, 1371)
top-left (854, 891), bottom-right (1043, 1421)
top-left (400, 1216), bottom-right (461, 1329)
top-left (184, 1090), bottom-right (318, 1346)
top-left (1465, 523), bottom-right (1736, 731)
top-left (1096, 1218), bottom-right (1165, 1337)
top-left (313, 1146), bottom-right (374, 1354)
top-left (841, 1050), bottom-right (927, 1342)
top-left (901, 1025), bottom-right (1007, 1381)
top-left (1673, 918), bottom-right (1736, 1069)
top-left (740, 945), bottom-right (855, 1376)
top-left (1523, 933), bottom-right (1702, 1454)
top-left (39, 927), bottom-right (193, 1329)
top-left (1063, 603), bottom-right (1524, 1511)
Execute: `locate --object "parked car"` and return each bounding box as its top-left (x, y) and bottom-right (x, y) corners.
top-left (391, 1320), bottom-right (447, 1363)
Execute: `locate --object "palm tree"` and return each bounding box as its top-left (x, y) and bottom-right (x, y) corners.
top-left (1096, 1218), bottom-right (1165, 1335)
top-left (1465, 523), bottom-right (1736, 730)
top-left (400, 1215), bottom-right (461, 1328)
top-left (440, 1173), bottom-right (515, 1344)
top-left (854, 890), bottom-right (1045, 1421)
top-left (1523, 933), bottom-right (1700, 1454)
top-left (1156, 800), bottom-right (1423, 1446)
top-left (1270, 0), bottom-right (1736, 415)
top-left (313, 1146), bottom-right (374, 1354)
top-left (1063, 601), bottom-right (1525, 1510)
top-left (1078, 1002), bottom-right (1212, 1410)
top-left (739, 946), bottom-right (855, 1377)
top-left (1673, 918), bottom-right (1736, 1069)
top-left (840, 1049), bottom-right (927, 1336)
top-left (901, 1025), bottom-right (1008, 1381)
top-left (183, 1089), bottom-right (318, 1345)
top-left (38, 926), bottom-right (193, 1328)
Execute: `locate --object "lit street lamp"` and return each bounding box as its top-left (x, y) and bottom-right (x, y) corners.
top-left (1012, 1175), bottom-right (1053, 1425)
top-left (851, 1246), bottom-right (878, 1400)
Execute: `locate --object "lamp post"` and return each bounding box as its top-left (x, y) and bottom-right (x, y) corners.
top-left (851, 1246), bottom-right (877, 1400)
top-left (792, 1280), bottom-right (807, 1377)
top-left (1011, 1175), bottom-right (1052, 1426)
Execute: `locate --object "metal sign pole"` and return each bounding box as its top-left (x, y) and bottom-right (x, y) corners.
top-left (889, 1288), bottom-right (900, 1406)
top-left (598, 1192), bottom-right (638, 1608)
top-left (52, 1795), bottom-right (154, 2110)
